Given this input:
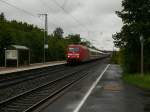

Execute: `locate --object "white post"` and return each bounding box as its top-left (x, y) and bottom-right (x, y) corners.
top-left (140, 35), bottom-right (144, 75)
top-left (4, 48), bottom-right (6, 67)
top-left (38, 13), bottom-right (48, 63)
top-left (29, 49), bottom-right (30, 65)
top-left (17, 50), bottom-right (19, 68)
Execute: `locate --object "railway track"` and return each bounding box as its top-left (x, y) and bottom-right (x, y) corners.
top-left (0, 64), bottom-right (89, 102)
top-left (0, 60), bottom-right (101, 90)
top-left (0, 65), bottom-right (93, 112)
top-left (0, 64), bottom-right (66, 88)
top-left (0, 59), bottom-right (108, 112)
top-left (0, 63), bottom-right (92, 92)
top-left (0, 61), bottom-right (93, 89)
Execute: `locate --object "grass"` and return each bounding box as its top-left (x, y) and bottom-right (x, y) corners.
top-left (123, 74), bottom-right (150, 90)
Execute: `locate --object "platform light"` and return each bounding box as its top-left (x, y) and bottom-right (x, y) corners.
top-left (140, 35), bottom-right (144, 75)
top-left (77, 55), bottom-right (79, 58)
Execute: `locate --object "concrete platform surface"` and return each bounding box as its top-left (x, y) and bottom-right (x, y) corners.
top-left (40, 64), bottom-right (149, 112)
top-left (0, 61), bottom-right (66, 75)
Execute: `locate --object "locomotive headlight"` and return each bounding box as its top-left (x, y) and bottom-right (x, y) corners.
top-left (68, 55), bottom-right (70, 58)
top-left (76, 55), bottom-right (79, 58)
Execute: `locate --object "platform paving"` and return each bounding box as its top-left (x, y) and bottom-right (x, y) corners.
top-left (0, 61), bottom-right (66, 75)
top-left (79, 65), bottom-right (148, 112)
top-left (40, 64), bottom-right (149, 112)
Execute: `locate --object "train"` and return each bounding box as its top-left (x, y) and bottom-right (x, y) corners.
top-left (66, 44), bottom-right (109, 64)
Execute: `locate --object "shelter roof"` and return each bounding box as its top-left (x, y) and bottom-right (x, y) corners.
top-left (11, 45), bottom-right (29, 50)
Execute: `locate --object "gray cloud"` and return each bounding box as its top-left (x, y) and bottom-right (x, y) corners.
top-left (0, 0), bottom-right (123, 50)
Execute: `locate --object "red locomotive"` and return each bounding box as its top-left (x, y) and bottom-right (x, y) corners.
top-left (66, 44), bottom-right (109, 63)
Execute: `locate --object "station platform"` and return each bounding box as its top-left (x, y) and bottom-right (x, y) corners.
top-left (0, 61), bottom-right (66, 75)
top-left (41, 64), bottom-right (147, 112)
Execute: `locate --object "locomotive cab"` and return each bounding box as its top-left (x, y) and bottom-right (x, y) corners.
top-left (67, 46), bottom-right (81, 63)
top-left (67, 44), bottom-right (90, 63)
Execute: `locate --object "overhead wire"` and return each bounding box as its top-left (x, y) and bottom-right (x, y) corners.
top-left (0, 0), bottom-right (46, 29)
top-left (39, 0), bottom-right (75, 32)
top-left (39, 0), bottom-right (63, 28)
top-left (50, 0), bottom-right (103, 43)
top-left (49, 0), bottom-right (105, 49)
top-left (40, 0), bottom-right (80, 34)
top-left (62, 0), bottom-right (69, 9)
top-left (50, 0), bottom-right (90, 32)
top-left (0, 0), bottom-right (77, 34)
top-left (0, 0), bottom-right (36, 18)
top-left (0, 0), bottom-right (102, 40)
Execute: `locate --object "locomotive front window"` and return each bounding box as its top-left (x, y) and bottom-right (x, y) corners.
top-left (69, 48), bottom-right (80, 52)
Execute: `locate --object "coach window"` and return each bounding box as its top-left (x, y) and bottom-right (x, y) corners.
top-left (91, 51), bottom-right (95, 56)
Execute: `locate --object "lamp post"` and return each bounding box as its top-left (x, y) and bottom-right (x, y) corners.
top-left (4, 48), bottom-right (6, 67)
top-left (29, 48), bottom-right (30, 65)
top-left (38, 14), bottom-right (48, 63)
top-left (140, 35), bottom-right (144, 75)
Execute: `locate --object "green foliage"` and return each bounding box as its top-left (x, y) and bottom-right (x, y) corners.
top-left (0, 13), bottom-right (5, 21)
top-left (111, 51), bottom-right (120, 64)
top-left (80, 41), bottom-right (91, 47)
top-left (46, 33), bottom-right (82, 61)
top-left (53, 27), bottom-right (64, 38)
top-left (113, 0), bottom-right (150, 73)
top-left (0, 12), bottom-right (83, 66)
top-left (65, 34), bottom-right (81, 44)
top-left (123, 74), bottom-right (150, 90)
top-left (0, 15), bottom-right (45, 64)
top-left (47, 37), bottom-right (68, 61)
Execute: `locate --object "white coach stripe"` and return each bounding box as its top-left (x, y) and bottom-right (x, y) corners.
top-left (73, 64), bottom-right (110, 112)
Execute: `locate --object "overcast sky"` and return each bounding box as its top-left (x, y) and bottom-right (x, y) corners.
top-left (0, 0), bottom-right (123, 50)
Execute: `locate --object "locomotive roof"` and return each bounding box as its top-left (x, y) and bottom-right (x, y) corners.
top-left (68, 44), bottom-right (87, 48)
top-left (68, 44), bottom-right (83, 47)
top-left (68, 44), bottom-right (106, 54)
top-left (88, 48), bottom-right (104, 54)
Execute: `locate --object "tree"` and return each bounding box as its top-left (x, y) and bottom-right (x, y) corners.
top-left (0, 28), bottom-right (14, 66)
top-left (113, 0), bottom-right (150, 73)
top-left (80, 40), bottom-right (91, 47)
top-left (66, 34), bottom-right (81, 44)
top-left (0, 12), bottom-right (5, 21)
top-left (53, 27), bottom-right (64, 38)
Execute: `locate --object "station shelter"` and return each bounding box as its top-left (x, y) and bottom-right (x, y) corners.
top-left (5, 45), bottom-right (30, 67)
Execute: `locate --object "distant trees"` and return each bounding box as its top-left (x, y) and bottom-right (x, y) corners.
top-left (0, 13), bottom-right (46, 65)
top-left (46, 33), bottom-right (83, 61)
top-left (0, 12), bottom-right (100, 66)
top-left (0, 12), bottom-right (87, 66)
top-left (0, 13), bottom-right (5, 21)
top-left (113, 0), bottom-right (150, 73)
top-left (66, 34), bottom-right (81, 44)
top-left (0, 13), bottom-right (14, 66)
top-left (53, 27), bottom-right (64, 38)
top-left (80, 40), bottom-right (91, 48)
